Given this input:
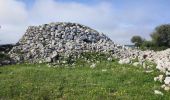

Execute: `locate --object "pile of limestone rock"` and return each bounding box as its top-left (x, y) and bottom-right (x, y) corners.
top-left (119, 48), bottom-right (170, 91)
top-left (9, 22), bottom-right (131, 64)
top-left (7, 22), bottom-right (170, 91)
top-left (146, 49), bottom-right (170, 91)
top-left (138, 49), bottom-right (170, 90)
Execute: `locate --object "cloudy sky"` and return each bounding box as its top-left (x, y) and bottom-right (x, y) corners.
top-left (0, 0), bottom-right (170, 45)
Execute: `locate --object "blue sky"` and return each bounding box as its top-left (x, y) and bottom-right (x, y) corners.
top-left (0, 0), bottom-right (170, 44)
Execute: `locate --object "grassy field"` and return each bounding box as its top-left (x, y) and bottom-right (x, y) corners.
top-left (0, 59), bottom-right (170, 100)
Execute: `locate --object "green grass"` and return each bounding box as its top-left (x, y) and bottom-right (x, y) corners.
top-left (0, 61), bottom-right (170, 100)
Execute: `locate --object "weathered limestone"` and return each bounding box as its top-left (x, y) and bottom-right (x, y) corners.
top-left (9, 22), bottom-right (129, 63)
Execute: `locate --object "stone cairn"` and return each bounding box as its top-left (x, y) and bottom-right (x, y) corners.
top-left (9, 22), bottom-right (130, 64)
top-left (8, 22), bottom-right (170, 92)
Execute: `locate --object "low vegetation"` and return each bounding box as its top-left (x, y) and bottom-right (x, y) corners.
top-left (0, 56), bottom-right (170, 100)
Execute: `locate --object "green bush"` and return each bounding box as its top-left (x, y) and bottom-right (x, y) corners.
top-left (131, 36), bottom-right (144, 47)
top-left (131, 24), bottom-right (170, 51)
top-left (139, 41), bottom-right (167, 51)
top-left (140, 41), bottom-right (154, 50)
top-left (151, 24), bottom-right (170, 47)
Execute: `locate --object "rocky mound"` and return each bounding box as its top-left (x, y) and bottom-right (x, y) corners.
top-left (9, 22), bottom-right (129, 63)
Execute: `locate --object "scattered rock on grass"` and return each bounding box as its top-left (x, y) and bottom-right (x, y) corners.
top-left (118, 58), bottom-right (131, 64)
top-left (154, 75), bottom-right (164, 83)
top-left (102, 69), bottom-right (107, 72)
top-left (90, 63), bottom-right (96, 69)
top-left (133, 62), bottom-right (140, 67)
top-left (161, 84), bottom-right (170, 91)
top-left (164, 77), bottom-right (170, 85)
top-left (154, 90), bottom-right (164, 96)
top-left (145, 70), bottom-right (154, 73)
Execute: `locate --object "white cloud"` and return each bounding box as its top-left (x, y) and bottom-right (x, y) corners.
top-left (0, 0), bottom-right (28, 44)
top-left (0, 0), bottom-right (28, 25)
top-left (29, 0), bottom-right (151, 45)
top-left (0, 24), bottom-right (27, 44)
top-left (29, 0), bottom-right (114, 26)
top-left (0, 0), bottom-right (163, 44)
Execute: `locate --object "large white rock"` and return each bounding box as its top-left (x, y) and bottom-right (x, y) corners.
top-left (164, 86), bottom-right (170, 91)
top-left (133, 62), bottom-right (140, 67)
top-left (90, 63), bottom-right (96, 69)
top-left (156, 60), bottom-right (166, 72)
top-left (166, 71), bottom-right (170, 76)
top-left (154, 90), bottom-right (163, 96)
top-left (107, 57), bottom-right (112, 61)
top-left (164, 77), bottom-right (170, 85)
top-left (45, 57), bottom-right (51, 63)
top-left (118, 58), bottom-right (131, 64)
top-left (154, 75), bottom-right (164, 83)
